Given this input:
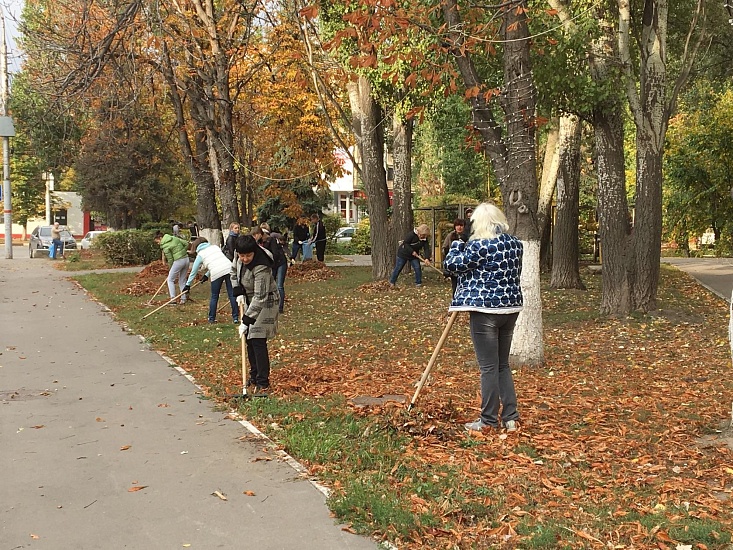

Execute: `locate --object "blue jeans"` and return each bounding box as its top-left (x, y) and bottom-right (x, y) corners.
top-left (274, 263), bottom-right (287, 312)
top-left (291, 241), bottom-right (303, 261)
top-left (389, 256), bottom-right (423, 285)
top-left (209, 275), bottom-right (237, 323)
top-left (469, 311), bottom-right (520, 427)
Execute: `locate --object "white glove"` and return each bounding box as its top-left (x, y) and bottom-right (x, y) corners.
top-left (238, 323), bottom-right (248, 338)
top-left (298, 241), bottom-right (303, 245)
top-left (236, 295), bottom-right (245, 306)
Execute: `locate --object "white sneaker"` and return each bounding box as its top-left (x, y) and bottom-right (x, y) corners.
top-left (464, 419), bottom-right (491, 432)
top-left (504, 420), bottom-right (518, 432)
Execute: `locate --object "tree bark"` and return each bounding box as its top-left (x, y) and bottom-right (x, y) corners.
top-left (442, 0), bottom-right (543, 365)
top-left (590, 14), bottom-right (635, 315)
top-left (392, 112), bottom-right (414, 247)
top-left (539, 120), bottom-right (560, 272)
top-left (348, 77), bottom-right (393, 280)
top-left (550, 114), bottom-right (585, 289)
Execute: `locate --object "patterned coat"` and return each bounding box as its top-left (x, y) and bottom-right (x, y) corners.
top-left (232, 258), bottom-right (280, 339)
top-left (444, 234), bottom-right (523, 314)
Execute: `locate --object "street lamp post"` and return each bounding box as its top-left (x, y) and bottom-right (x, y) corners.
top-left (0, 10), bottom-right (14, 259)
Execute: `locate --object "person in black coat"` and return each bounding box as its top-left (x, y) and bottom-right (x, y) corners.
top-left (290, 218), bottom-right (310, 262)
top-left (388, 224), bottom-right (432, 287)
top-left (308, 214), bottom-right (327, 262)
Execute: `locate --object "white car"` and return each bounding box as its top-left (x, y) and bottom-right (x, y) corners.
top-left (334, 226), bottom-right (356, 243)
top-left (80, 230), bottom-right (107, 250)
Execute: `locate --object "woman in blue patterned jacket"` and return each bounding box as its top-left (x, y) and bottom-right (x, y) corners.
top-left (444, 203), bottom-right (523, 433)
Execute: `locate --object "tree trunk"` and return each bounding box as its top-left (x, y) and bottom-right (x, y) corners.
top-left (348, 77), bottom-right (393, 279)
top-left (539, 119), bottom-right (560, 272)
top-left (619, 0), bottom-right (669, 312)
top-left (442, 0), bottom-right (543, 365)
top-left (550, 114), bottom-right (585, 289)
top-left (500, 1), bottom-right (544, 366)
top-left (392, 113), bottom-right (414, 246)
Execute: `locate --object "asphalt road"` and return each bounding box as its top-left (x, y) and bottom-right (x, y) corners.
top-left (1, 246), bottom-right (380, 550)
top-left (662, 256), bottom-right (733, 302)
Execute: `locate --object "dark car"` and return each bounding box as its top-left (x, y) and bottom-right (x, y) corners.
top-left (29, 225), bottom-right (78, 258)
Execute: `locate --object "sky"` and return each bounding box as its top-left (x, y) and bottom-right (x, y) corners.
top-left (1, 0), bottom-right (22, 73)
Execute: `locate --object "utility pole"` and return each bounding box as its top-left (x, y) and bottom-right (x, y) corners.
top-left (0, 9), bottom-right (15, 259)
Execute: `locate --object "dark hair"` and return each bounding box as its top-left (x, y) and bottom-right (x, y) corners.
top-left (235, 234), bottom-right (258, 254)
top-left (154, 230), bottom-right (164, 239)
top-left (188, 237), bottom-right (208, 254)
top-left (453, 218), bottom-right (465, 227)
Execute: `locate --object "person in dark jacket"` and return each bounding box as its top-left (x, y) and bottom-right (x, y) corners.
top-left (231, 235), bottom-right (280, 396)
top-left (388, 224), bottom-right (432, 288)
top-left (444, 203), bottom-right (523, 434)
top-left (223, 222), bottom-right (240, 261)
top-left (308, 214), bottom-right (327, 262)
top-left (441, 218), bottom-right (467, 296)
top-left (290, 218), bottom-right (310, 263)
top-left (256, 224), bottom-right (288, 314)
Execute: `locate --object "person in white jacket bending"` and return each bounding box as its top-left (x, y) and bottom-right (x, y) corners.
top-left (183, 237), bottom-right (238, 324)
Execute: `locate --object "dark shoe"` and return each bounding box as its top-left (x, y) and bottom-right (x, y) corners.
top-left (278, 309), bottom-right (284, 314)
top-left (207, 319), bottom-right (216, 324)
top-left (254, 386), bottom-right (270, 397)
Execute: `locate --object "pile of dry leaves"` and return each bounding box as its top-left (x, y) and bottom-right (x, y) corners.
top-left (287, 260), bottom-right (339, 282)
top-left (123, 261), bottom-right (168, 296)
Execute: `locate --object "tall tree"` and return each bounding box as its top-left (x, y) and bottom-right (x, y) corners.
top-left (442, 0), bottom-right (543, 364)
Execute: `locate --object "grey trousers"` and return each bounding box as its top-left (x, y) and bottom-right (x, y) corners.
top-left (469, 311), bottom-right (520, 427)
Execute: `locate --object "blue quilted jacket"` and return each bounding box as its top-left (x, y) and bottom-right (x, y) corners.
top-left (444, 234), bottom-right (523, 313)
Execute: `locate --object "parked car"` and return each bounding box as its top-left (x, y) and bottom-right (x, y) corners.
top-left (29, 225), bottom-right (77, 258)
top-left (333, 226), bottom-right (356, 244)
top-left (79, 230), bottom-right (107, 250)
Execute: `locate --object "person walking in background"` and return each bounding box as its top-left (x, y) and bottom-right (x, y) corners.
top-left (291, 218), bottom-right (310, 263)
top-left (266, 229), bottom-right (289, 314)
top-left (224, 222), bottom-right (240, 261)
top-left (251, 226), bottom-right (288, 313)
top-left (50, 222), bottom-right (63, 259)
top-left (461, 208), bottom-right (474, 241)
top-left (444, 203), bottom-right (523, 434)
top-left (231, 234), bottom-right (280, 397)
top-left (183, 237), bottom-right (238, 324)
top-left (154, 231), bottom-right (191, 305)
top-left (389, 224), bottom-right (432, 288)
top-left (308, 214), bottom-right (327, 262)
top-left (442, 218), bottom-right (467, 296)
top-left (188, 220), bottom-right (199, 241)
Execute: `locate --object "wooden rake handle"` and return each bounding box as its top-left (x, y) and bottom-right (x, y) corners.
top-left (142, 280), bottom-right (201, 320)
top-left (408, 311), bottom-right (458, 411)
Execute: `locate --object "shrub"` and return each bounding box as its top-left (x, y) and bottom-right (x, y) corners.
top-left (350, 218), bottom-right (371, 255)
top-left (97, 229), bottom-right (160, 266)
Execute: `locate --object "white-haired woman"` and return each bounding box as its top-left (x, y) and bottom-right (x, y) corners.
top-left (389, 224), bottom-right (432, 287)
top-left (444, 203), bottom-right (523, 433)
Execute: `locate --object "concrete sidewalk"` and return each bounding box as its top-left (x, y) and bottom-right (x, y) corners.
top-left (1, 247), bottom-right (380, 550)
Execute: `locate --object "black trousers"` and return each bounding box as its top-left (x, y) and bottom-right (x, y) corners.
top-left (315, 240), bottom-right (326, 262)
top-left (246, 338), bottom-right (270, 388)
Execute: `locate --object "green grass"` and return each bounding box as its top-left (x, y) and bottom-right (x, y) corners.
top-left (70, 263), bottom-right (733, 549)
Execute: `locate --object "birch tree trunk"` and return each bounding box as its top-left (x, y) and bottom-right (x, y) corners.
top-left (538, 120), bottom-right (560, 271)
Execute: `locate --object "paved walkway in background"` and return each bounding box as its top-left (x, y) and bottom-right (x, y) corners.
top-left (662, 256), bottom-right (733, 302)
top-left (1, 245), bottom-right (380, 550)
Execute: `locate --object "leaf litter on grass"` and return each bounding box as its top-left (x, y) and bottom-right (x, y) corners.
top-left (105, 262), bottom-right (733, 548)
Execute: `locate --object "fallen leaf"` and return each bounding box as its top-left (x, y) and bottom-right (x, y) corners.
top-left (120, 445), bottom-right (131, 451)
top-left (30, 534), bottom-right (40, 540)
top-left (158, 403), bottom-right (170, 408)
top-left (96, 417), bottom-right (105, 422)
top-left (243, 490), bottom-right (256, 496)
top-left (212, 490), bottom-right (227, 500)
top-left (31, 425), bottom-right (45, 429)
top-left (128, 486), bottom-right (148, 492)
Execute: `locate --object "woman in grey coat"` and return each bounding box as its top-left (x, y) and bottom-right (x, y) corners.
top-left (231, 235), bottom-right (280, 396)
